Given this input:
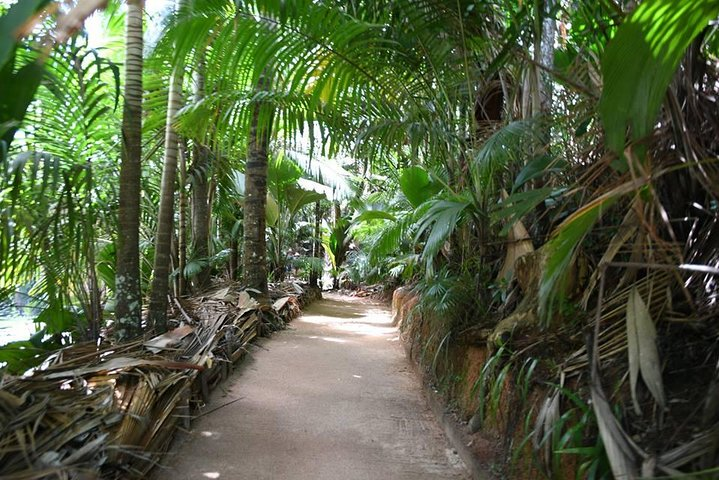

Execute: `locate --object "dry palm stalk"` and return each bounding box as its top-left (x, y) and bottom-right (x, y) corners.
top-left (0, 282), bottom-right (314, 479)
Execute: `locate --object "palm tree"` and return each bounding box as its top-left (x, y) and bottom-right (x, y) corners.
top-left (189, 60), bottom-right (212, 292)
top-left (242, 72), bottom-right (272, 297)
top-left (309, 200), bottom-right (322, 288)
top-left (115, 0), bottom-right (144, 341)
top-left (147, 0), bottom-right (186, 332)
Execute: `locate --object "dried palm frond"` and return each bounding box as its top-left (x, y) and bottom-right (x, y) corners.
top-left (0, 282), bottom-right (314, 479)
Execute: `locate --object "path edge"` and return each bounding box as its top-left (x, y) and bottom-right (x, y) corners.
top-left (403, 341), bottom-right (494, 480)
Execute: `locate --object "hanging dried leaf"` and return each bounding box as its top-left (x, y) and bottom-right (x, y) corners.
top-left (590, 363), bottom-right (639, 479)
top-left (626, 287), bottom-right (666, 415)
top-left (532, 389), bottom-right (561, 470)
top-left (497, 219), bottom-right (534, 284)
top-left (582, 207), bottom-right (638, 307)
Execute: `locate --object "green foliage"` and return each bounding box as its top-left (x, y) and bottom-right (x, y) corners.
top-left (0, 35), bottom-right (120, 341)
top-left (0, 0), bottom-right (51, 158)
top-left (323, 217), bottom-right (351, 273)
top-left (413, 267), bottom-right (480, 321)
top-left (353, 209), bottom-right (397, 223)
top-left (529, 385), bottom-right (612, 480)
top-left (512, 155), bottom-right (563, 194)
top-left (537, 176), bottom-right (650, 324)
top-left (493, 187), bottom-right (556, 235)
top-left (399, 166), bottom-right (441, 208)
top-left (471, 119), bottom-right (543, 203)
top-left (600, 0), bottom-right (719, 156)
top-left (413, 195), bottom-right (472, 275)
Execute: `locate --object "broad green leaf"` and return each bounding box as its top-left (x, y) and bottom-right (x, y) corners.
top-left (35, 305), bottom-right (77, 335)
top-left (512, 156), bottom-right (561, 193)
top-left (266, 191), bottom-right (280, 226)
top-left (268, 153), bottom-right (303, 188)
top-left (600, 0), bottom-right (719, 155)
top-left (0, 62), bottom-right (45, 148)
top-left (538, 178), bottom-right (648, 323)
top-left (413, 197), bottom-right (471, 274)
top-left (626, 287), bottom-right (666, 415)
top-left (0, 340), bottom-right (47, 374)
top-left (284, 184), bottom-right (325, 218)
top-left (493, 187), bottom-right (554, 235)
top-left (354, 210), bottom-right (397, 223)
top-left (399, 166), bottom-right (440, 207)
top-left (0, 0), bottom-right (50, 70)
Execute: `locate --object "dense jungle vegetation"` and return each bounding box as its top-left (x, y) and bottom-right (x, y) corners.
top-left (1, 0), bottom-right (719, 478)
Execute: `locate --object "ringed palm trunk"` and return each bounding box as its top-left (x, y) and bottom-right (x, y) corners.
top-left (190, 142), bottom-right (212, 290)
top-left (190, 64), bottom-right (212, 291)
top-left (533, 0), bottom-right (555, 238)
top-left (114, 0), bottom-right (143, 342)
top-left (309, 200), bottom-right (321, 288)
top-left (178, 140), bottom-right (188, 296)
top-left (147, 45), bottom-right (184, 332)
top-left (229, 233), bottom-right (240, 280)
top-left (242, 74), bottom-right (272, 298)
top-left (332, 201), bottom-right (343, 290)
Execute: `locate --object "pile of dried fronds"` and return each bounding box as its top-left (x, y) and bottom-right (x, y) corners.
top-left (0, 282), bottom-right (314, 479)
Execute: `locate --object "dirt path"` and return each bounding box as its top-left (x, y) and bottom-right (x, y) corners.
top-left (155, 293), bottom-right (468, 480)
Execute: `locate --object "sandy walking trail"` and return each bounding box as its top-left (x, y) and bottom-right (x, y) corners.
top-left (155, 293), bottom-right (468, 480)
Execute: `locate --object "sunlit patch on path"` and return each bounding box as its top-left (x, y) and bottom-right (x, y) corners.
top-left (155, 293), bottom-right (467, 480)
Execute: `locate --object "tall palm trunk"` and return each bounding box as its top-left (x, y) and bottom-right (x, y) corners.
top-left (115, 0), bottom-right (143, 342)
top-left (177, 140), bottom-right (188, 296)
top-left (533, 0), bottom-right (555, 238)
top-left (229, 235), bottom-right (240, 280)
top-left (331, 201), bottom-right (344, 290)
top-left (309, 200), bottom-right (321, 288)
top-left (190, 61), bottom-right (212, 291)
top-left (242, 73), bottom-right (272, 297)
top-left (147, 21), bottom-right (185, 332)
top-left (537, 0), bottom-right (555, 117)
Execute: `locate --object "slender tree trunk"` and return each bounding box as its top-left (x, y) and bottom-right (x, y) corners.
top-left (272, 226), bottom-right (285, 281)
top-left (332, 201), bottom-right (342, 290)
top-left (190, 143), bottom-right (212, 290)
top-left (170, 229), bottom-right (179, 296)
top-left (86, 160), bottom-right (102, 341)
top-left (309, 200), bottom-right (321, 289)
top-left (538, 0), bottom-right (555, 117)
top-left (190, 59), bottom-right (212, 292)
top-left (147, 29), bottom-right (184, 332)
top-left (533, 0), bottom-right (555, 238)
top-left (242, 73), bottom-right (272, 298)
top-left (178, 140), bottom-right (188, 296)
top-left (229, 235), bottom-right (240, 281)
top-left (115, 0), bottom-right (143, 342)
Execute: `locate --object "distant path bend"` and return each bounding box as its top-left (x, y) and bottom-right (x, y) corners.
top-left (156, 293), bottom-right (468, 480)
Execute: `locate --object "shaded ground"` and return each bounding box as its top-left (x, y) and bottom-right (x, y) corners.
top-left (155, 293), bottom-right (468, 480)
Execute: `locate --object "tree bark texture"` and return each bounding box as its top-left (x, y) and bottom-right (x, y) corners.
top-left (229, 235), bottom-right (240, 281)
top-left (147, 52), bottom-right (184, 332)
top-left (332, 201), bottom-right (344, 290)
top-left (538, 0), bottom-right (555, 116)
top-left (178, 140), bottom-right (188, 296)
top-left (115, 0), bottom-right (143, 342)
top-left (190, 144), bottom-right (212, 290)
top-left (309, 200), bottom-right (321, 288)
top-left (190, 60), bottom-right (212, 292)
top-left (242, 74), bottom-right (272, 298)
top-left (533, 0), bottom-right (555, 238)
